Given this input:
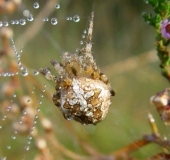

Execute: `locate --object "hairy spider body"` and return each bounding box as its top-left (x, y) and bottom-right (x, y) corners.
top-left (40, 11), bottom-right (114, 125)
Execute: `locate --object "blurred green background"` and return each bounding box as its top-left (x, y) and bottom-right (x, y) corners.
top-left (0, 0), bottom-right (169, 159)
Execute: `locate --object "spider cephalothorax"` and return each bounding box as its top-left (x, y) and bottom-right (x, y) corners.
top-left (40, 11), bottom-right (115, 125)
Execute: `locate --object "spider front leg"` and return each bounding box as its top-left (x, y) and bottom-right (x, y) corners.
top-left (39, 68), bottom-right (56, 82)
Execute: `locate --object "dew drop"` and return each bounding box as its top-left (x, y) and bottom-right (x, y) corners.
top-left (13, 94), bottom-right (16, 98)
top-left (66, 117), bottom-right (72, 121)
top-left (44, 84), bottom-right (46, 87)
top-left (33, 2), bottom-right (39, 9)
top-left (37, 107), bottom-right (40, 112)
top-left (80, 40), bottom-right (83, 45)
top-left (11, 135), bottom-right (16, 140)
top-left (55, 4), bottom-right (60, 9)
top-left (42, 18), bottom-right (49, 21)
top-left (15, 20), bottom-right (19, 24)
top-left (22, 111), bottom-right (27, 114)
top-left (34, 69), bottom-right (39, 75)
top-left (21, 70), bottom-right (28, 76)
top-left (41, 89), bottom-right (45, 92)
top-left (0, 126), bottom-right (2, 129)
top-left (51, 18), bottom-right (58, 25)
top-left (20, 19), bottom-right (26, 25)
top-left (69, 17), bottom-right (72, 20)
top-left (0, 21), bottom-right (2, 27)
top-left (1, 157), bottom-right (6, 160)
top-left (38, 100), bottom-right (42, 104)
top-left (73, 15), bottom-right (80, 22)
top-left (27, 15), bottom-right (34, 21)
top-left (19, 65), bottom-right (24, 70)
top-left (4, 21), bottom-right (9, 26)
top-left (66, 17), bottom-right (70, 20)
top-left (35, 115), bottom-right (38, 119)
top-left (0, 21), bottom-right (3, 27)
top-left (25, 146), bottom-right (30, 151)
top-left (27, 141), bottom-right (31, 145)
top-left (34, 120), bottom-right (37, 124)
top-left (11, 20), bottom-right (15, 24)
top-left (7, 145), bottom-right (11, 149)
top-left (82, 34), bottom-right (85, 38)
top-left (40, 94), bottom-right (43, 98)
top-left (83, 30), bottom-right (87, 34)
top-left (76, 48), bottom-right (79, 52)
top-left (28, 136), bottom-right (32, 140)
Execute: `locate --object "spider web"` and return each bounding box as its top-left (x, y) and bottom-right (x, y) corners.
top-left (0, 0), bottom-right (169, 159)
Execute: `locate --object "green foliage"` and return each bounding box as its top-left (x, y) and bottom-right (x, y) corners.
top-left (143, 0), bottom-right (170, 81)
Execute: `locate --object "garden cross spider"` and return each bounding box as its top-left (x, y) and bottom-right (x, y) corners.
top-left (39, 11), bottom-right (115, 125)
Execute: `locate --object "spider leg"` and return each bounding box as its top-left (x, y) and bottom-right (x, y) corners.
top-left (39, 68), bottom-right (56, 82)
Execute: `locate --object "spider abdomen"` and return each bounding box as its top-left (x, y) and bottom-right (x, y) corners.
top-left (53, 77), bottom-right (111, 125)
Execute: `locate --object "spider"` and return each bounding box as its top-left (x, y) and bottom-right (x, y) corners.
top-left (39, 11), bottom-right (115, 125)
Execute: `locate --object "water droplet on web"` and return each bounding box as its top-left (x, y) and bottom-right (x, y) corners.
top-left (23, 110), bottom-right (27, 115)
top-left (0, 126), bottom-right (2, 129)
top-left (25, 146), bottom-right (30, 151)
top-left (19, 65), bottom-right (24, 70)
top-left (0, 21), bottom-right (2, 27)
top-left (2, 115), bottom-right (7, 121)
top-left (27, 141), bottom-right (31, 145)
top-left (28, 135), bottom-right (32, 140)
top-left (51, 18), bottom-right (58, 25)
top-left (76, 48), bottom-right (79, 52)
top-left (34, 69), bottom-right (39, 75)
top-left (82, 34), bottom-right (85, 38)
top-left (27, 15), bottom-right (34, 22)
top-left (37, 107), bottom-right (40, 112)
top-left (83, 30), bottom-right (87, 34)
top-left (73, 15), bottom-right (80, 22)
top-left (1, 157), bottom-right (6, 160)
top-left (33, 2), bottom-right (39, 9)
top-left (55, 4), bottom-right (60, 9)
top-left (11, 20), bottom-right (15, 25)
top-left (4, 21), bottom-right (9, 27)
top-left (20, 19), bottom-right (26, 25)
top-left (7, 145), bottom-right (11, 150)
top-left (42, 18), bottom-right (49, 22)
top-left (35, 115), bottom-right (38, 119)
top-left (21, 70), bottom-right (28, 76)
top-left (13, 94), bottom-right (16, 98)
top-left (15, 20), bottom-right (19, 24)
top-left (40, 94), bottom-right (43, 98)
top-left (41, 89), bottom-right (45, 92)
top-left (43, 84), bottom-right (46, 87)
top-left (69, 17), bottom-right (72, 20)
top-left (80, 40), bottom-right (83, 45)
top-left (38, 100), bottom-right (42, 104)
top-left (11, 135), bottom-right (16, 140)
top-left (6, 106), bottom-right (11, 112)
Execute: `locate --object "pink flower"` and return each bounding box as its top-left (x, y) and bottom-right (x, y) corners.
top-left (161, 19), bottom-right (170, 39)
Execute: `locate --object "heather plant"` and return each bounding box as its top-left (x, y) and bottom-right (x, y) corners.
top-left (1, 0), bottom-right (170, 160)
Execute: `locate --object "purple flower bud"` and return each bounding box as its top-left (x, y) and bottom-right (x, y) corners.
top-left (161, 19), bottom-right (170, 39)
